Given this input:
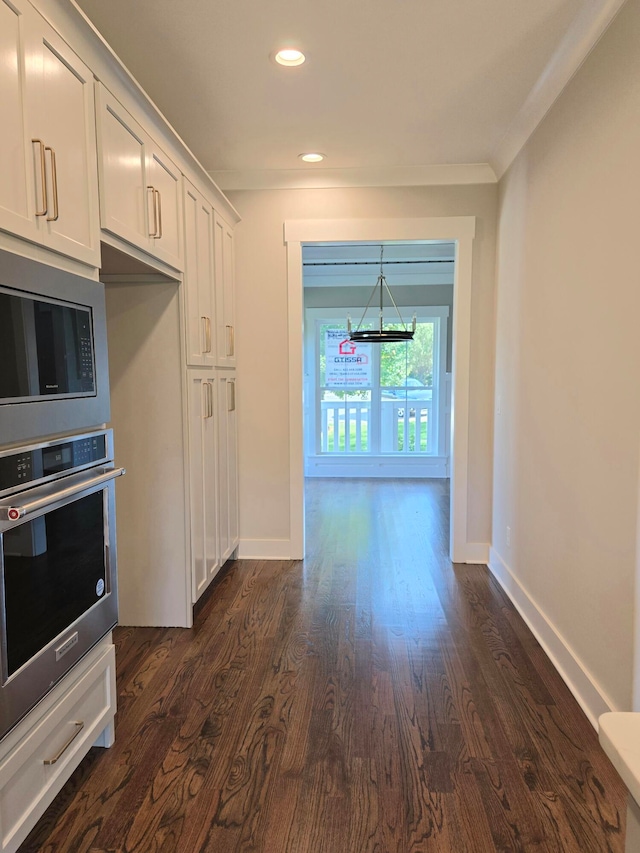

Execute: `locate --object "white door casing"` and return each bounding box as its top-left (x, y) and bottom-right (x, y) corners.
top-left (284, 217), bottom-right (476, 564)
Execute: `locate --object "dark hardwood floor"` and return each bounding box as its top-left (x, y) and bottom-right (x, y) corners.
top-left (20, 479), bottom-right (625, 852)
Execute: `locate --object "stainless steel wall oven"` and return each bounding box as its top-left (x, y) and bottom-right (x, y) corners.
top-left (0, 430), bottom-right (124, 740)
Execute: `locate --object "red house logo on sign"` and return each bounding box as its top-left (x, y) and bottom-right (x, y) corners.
top-left (325, 329), bottom-right (372, 387)
top-left (339, 339), bottom-right (357, 355)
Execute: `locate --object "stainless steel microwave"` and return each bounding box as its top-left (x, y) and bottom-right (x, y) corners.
top-left (0, 250), bottom-right (110, 446)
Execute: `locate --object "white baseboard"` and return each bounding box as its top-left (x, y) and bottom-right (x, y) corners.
top-left (237, 538), bottom-right (292, 560)
top-left (459, 541), bottom-right (490, 564)
top-left (488, 547), bottom-right (617, 729)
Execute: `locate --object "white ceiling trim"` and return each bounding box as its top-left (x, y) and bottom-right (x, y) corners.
top-left (210, 163), bottom-right (497, 191)
top-left (492, 0), bottom-right (629, 178)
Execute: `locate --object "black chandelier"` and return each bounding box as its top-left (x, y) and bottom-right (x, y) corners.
top-left (348, 246), bottom-right (416, 343)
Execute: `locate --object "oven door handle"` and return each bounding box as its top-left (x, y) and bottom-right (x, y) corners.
top-left (0, 467), bottom-right (126, 522)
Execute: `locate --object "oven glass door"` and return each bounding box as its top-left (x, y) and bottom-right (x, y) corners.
top-left (1, 489), bottom-right (111, 683)
top-left (0, 458), bottom-right (121, 738)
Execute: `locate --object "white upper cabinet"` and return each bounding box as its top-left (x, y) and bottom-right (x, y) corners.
top-left (214, 213), bottom-right (236, 367)
top-left (95, 85), bottom-right (147, 253)
top-left (0, 0), bottom-right (36, 243)
top-left (95, 83), bottom-right (183, 271)
top-left (0, 0), bottom-right (100, 266)
top-left (183, 179), bottom-right (215, 366)
top-left (26, 17), bottom-right (100, 265)
top-left (147, 146), bottom-right (182, 268)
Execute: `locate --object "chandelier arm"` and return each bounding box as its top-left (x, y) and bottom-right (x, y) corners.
top-left (381, 275), bottom-right (408, 329)
top-left (354, 274), bottom-right (383, 332)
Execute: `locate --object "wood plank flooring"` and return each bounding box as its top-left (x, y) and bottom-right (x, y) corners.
top-left (20, 479), bottom-right (626, 852)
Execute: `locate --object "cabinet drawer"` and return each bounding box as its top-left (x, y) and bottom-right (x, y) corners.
top-left (0, 643), bottom-right (115, 853)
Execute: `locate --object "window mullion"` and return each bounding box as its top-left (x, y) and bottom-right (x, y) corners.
top-left (370, 343), bottom-right (381, 454)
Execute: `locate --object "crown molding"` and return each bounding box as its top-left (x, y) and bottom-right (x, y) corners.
top-left (492, 0), bottom-right (629, 179)
top-left (209, 163), bottom-right (497, 192)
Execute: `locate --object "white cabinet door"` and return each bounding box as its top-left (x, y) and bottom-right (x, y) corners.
top-left (188, 372), bottom-right (219, 602)
top-left (95, 84), bottom-right (148, 253)
top-left (214, 213), bottom-right (236, 367)
top-left (147, 145), bottom-right (182, 269)
top-left (25, 13), bottom-right (100, 266)
top-left (183, 180), bottom-right (215, 366)
top-left (0, 0), bottom-right (37, 244)
top-left (0, 0), bottom-right (99, 266)
top-left (96, 84), bottom-right (183, 271)
top-left (217, 372), bottom-right (239, 563)
top-left (227, 376), bottom-right (239, 551)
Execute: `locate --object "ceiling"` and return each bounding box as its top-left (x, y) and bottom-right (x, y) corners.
top-left (73, 0), bottom-right (622, 189)
top-left (303, 243), bottom-right (454, 287)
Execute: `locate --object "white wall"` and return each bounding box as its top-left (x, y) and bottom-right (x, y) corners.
top-left (491, 0), bottom-right (640, 717)
top-left (227, 186), bottom-right (497, 552)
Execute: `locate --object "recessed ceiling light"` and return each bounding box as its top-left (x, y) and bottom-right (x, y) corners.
top-left (274, 48), bottom-right (305, 67)
top-left (299, 153), bottom-right (325, 163)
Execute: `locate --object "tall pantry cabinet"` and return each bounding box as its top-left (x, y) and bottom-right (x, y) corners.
top-left (105, 183), bottom-right (240, 626)
top-left (182, 177), bottom-right (239, 607)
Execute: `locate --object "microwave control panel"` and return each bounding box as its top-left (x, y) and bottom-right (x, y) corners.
top-left (0, 432), bottom-right (108, 496)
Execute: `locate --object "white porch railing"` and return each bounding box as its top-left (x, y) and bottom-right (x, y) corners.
top-left (321, 400), bottom-right (370, 452)
top-left (320, 399), bottom-right (433, 454)
top-left (381, 400), bottom-right (433, 454)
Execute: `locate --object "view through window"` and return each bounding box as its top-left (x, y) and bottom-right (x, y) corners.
top-left (305, 308), bottom-right (449, 476)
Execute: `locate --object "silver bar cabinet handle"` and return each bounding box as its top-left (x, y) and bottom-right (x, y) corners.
top-left (202, 382), bottom-right (211, 419)
top-left (147, 186), bottom-right (158, 237)
top-left (154, 188), bottom-right (162, 239)
top-left (32, 139), bottom-right (48, 216)
top-left (43, 721), bottom-right (84, 765)
top-left (201, 316), bottom-right (208, 353)
top-left (45, 146), bottom-right (59, 222)
top-left (200, 317), bottom-right (212, 353)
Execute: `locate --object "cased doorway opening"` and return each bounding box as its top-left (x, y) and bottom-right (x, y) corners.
top-left (303, 241), bottom-right (454, 482)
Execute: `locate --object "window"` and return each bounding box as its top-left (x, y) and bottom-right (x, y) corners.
top-left (305, 307), bottom-right (449, 476)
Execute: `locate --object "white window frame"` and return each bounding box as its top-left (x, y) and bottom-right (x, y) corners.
top-left (304, 306), bottom-right (450, 475)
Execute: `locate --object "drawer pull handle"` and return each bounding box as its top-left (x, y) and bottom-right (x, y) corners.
top-left (43, 721), bottom-right (84, 765)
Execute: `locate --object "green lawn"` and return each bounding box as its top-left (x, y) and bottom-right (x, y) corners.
top-left (326, 420), bottom-right (368, 451)
top-left (326, 417), bottom-right (428, 452)
top-left (398, 419), bottom-right (428, 452)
